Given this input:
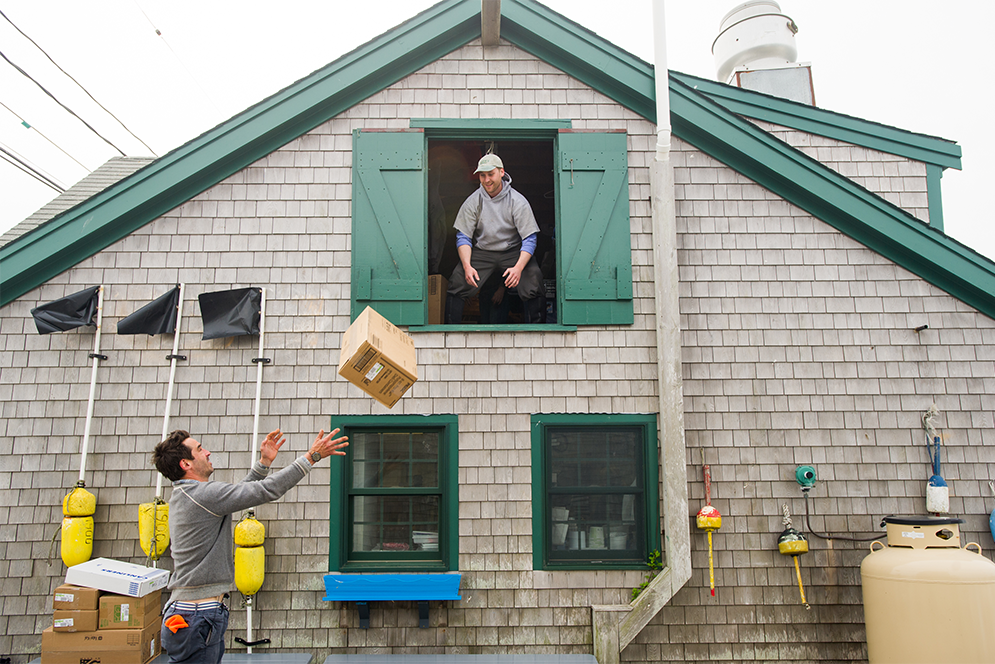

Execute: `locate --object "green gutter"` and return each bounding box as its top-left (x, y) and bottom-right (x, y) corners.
top-left (669, 76), bottom-right (995, 319)
top-left (671, 71), bottom-right (962, 171)
top-left (1, 0), bottom-right (480, 306)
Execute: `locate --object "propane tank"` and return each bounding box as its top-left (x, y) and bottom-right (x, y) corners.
top-left (61, 483), bottom-right (95, 567)
top-left (861, 516), bottom-right (995, 663)
top-left (138, 499), bottom-right (170, 561)
top-left (234, 512), bottom-right (265, 596)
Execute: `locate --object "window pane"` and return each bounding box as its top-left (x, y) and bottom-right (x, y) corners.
top-left (353, 431), bottom-right (442, 489)
top-left (546, 425), bottom-right (645, 563)
top-left (350, 495), bottom-right (440, 553)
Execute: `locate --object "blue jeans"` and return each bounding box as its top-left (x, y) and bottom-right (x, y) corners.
top-left (161, 601), bottom-right (229, 664)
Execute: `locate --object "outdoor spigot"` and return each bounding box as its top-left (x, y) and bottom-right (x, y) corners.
top-left (795, 465), bottom-right (816, 490)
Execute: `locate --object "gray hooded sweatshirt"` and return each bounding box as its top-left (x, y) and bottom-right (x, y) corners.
top-left (453, 173), bottom-right (539, 252)
top-left (166, 456), bottom-right (313, 603)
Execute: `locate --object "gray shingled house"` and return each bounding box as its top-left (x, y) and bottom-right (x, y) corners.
top-left (2, 0), bottom-right (994, 662)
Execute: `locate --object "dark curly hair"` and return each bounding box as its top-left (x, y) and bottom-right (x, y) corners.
top-left (152, 430), bottom-right (193, 481)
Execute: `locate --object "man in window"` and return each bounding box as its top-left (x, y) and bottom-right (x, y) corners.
top-left (445, 154), bottom-right (545, 324)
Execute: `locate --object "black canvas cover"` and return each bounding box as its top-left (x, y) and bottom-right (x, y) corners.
top-left (198, 287), bottom-right (261, 340)
top-left (30, 286), bottom-right (100, 334)
top-left (117, 286), bottom-right (180, 335)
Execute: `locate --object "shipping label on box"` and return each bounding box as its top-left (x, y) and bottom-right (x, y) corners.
top-left (339, 306), bottom-right (418, 408)
top-left (53, 583), bottom-right (101, 611)
top-left (428, 275), bottom-right (448, 325)
top-left (65, 558), bottom-right (169, 598)
top-left (53, 609), bottom-right (98, 632)
top-left (99, 590), bottom-right (162, 629)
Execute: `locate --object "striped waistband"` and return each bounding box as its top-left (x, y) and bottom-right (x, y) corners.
top-left (171, 600), bottom-right (223, 612)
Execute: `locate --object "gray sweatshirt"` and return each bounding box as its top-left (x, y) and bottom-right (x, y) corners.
top-left (453, 173), bottom-right (539, 252)
top-left (166, 455), bottom-right (313, 603)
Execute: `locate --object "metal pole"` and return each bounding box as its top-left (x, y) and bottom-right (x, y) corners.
top-left (77, 285), bottom-right (105, 485)
top-left (156, 283), bottom-right (185, 498)
top-left (247, 287), bottom-right (266, 654)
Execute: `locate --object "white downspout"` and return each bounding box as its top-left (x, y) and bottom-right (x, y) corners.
top-left (592, 5), bottom-right (691, 663)
top-left (645, 0), bottom-right (692, 613)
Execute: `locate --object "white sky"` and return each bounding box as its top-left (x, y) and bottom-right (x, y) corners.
top-left (1, 1), bottom-right (992, 259)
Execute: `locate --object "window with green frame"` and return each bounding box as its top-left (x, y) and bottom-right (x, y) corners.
top-left (531, 414), bottom-right (660, 569)
top-left (329, 415), bottom-right (459, 572)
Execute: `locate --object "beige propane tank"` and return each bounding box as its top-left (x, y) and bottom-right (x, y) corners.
top-left (860, 516), bottom-right (995, 663)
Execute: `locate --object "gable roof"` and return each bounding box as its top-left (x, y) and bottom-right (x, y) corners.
top-left (1, 157), bottom-right (154, 247)
top-left (2, 0), bottom-right (993, 320)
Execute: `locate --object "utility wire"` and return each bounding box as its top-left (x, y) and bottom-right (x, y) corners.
top-left (0, 47), bottom-right (127, 157)
top-left (0, 9), bottom-right (157, 156)
top-left (0, 99), bottom-right (90, 171)
top-left (0, 143), bottom-right (65, 193)
top-left (132, 0), bottom-right (222, 116)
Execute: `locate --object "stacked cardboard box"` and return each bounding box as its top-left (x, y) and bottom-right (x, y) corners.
top-left (42, 559), bottom-right (167, 664)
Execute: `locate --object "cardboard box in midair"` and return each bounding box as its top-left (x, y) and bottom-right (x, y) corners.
top-left (339, 306), bottom-right (417, 408)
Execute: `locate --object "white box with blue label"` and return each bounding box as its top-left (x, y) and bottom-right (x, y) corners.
top-left (65, 557), bottom-right (170, 598)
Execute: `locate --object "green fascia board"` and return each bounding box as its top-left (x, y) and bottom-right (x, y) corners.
top-left (669, 76), bottom-right (995, 320)
top-left (0, 0), bottom-right (481, 307)
top-left (500, 0), bottom-right (657, 122)
top-left (671, 71), bottom-right (962, 171)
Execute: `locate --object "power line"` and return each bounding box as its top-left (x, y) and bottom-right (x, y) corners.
top-left (0, 8), bottom-right (158, 156)
top-left (0, 142), bottom-right (66, 193)
top-left (0, 98), bottom-right (90, 171)
top-left (131, 0), bottom-right (222, 116)
top-left (0, 47), bottom-right (127, 157)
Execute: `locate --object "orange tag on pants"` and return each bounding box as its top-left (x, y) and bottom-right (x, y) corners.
top-left (164, 614), bottom-right (188, 633)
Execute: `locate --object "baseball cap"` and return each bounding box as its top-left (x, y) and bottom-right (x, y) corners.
top-left (473, 154), bottom-right (504, 174)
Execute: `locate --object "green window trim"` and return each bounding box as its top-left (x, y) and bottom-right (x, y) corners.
top-left (350, 125), bottom-right (634, 327)
top-left (329, 414), bottom-right (459, 573)
top-left (530, 413), bottom-right (661, 570)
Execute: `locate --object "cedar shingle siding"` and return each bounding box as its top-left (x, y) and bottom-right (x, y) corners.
top-left (1, 32), bottom-right (993, 664)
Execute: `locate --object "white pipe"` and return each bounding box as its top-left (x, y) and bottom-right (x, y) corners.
top-left (77, 285), bottom-right (105, 485)
top-left (247, 287), bottom-right (265, 654)
top-left (653, 0), bottom-right (671, 161)
top-left (156, 283), bottom-right (185, 499)
top-left (250, 287), bottom-right (266, 461)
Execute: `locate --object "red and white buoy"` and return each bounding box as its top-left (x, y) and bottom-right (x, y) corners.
top-left (695, 456), bottom-right (722, 597)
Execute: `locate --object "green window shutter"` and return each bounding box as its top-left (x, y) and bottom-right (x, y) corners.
top-left (351, 130), bottom-right (427, 324)
top-left (556, 131), bottom-right (633, 325)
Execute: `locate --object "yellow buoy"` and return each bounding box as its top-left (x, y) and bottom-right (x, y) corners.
top-left (234, 515), bottom-right (265, 547)
top-left (63, 485), bottom-right (96, 517)
top-left (139, 500), bottom-right (170, 560)
top-left (61, 515), bottom-right (94, 567)
top-left (234, 513), bottom-right (265, 596)
top-left (61, 483), bottom-right (96, 567)
top-left (234, 545), bottom-right (265, 596)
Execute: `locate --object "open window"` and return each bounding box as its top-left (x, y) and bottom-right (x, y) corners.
top-left (350, 122), bottom-right (633, 327)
